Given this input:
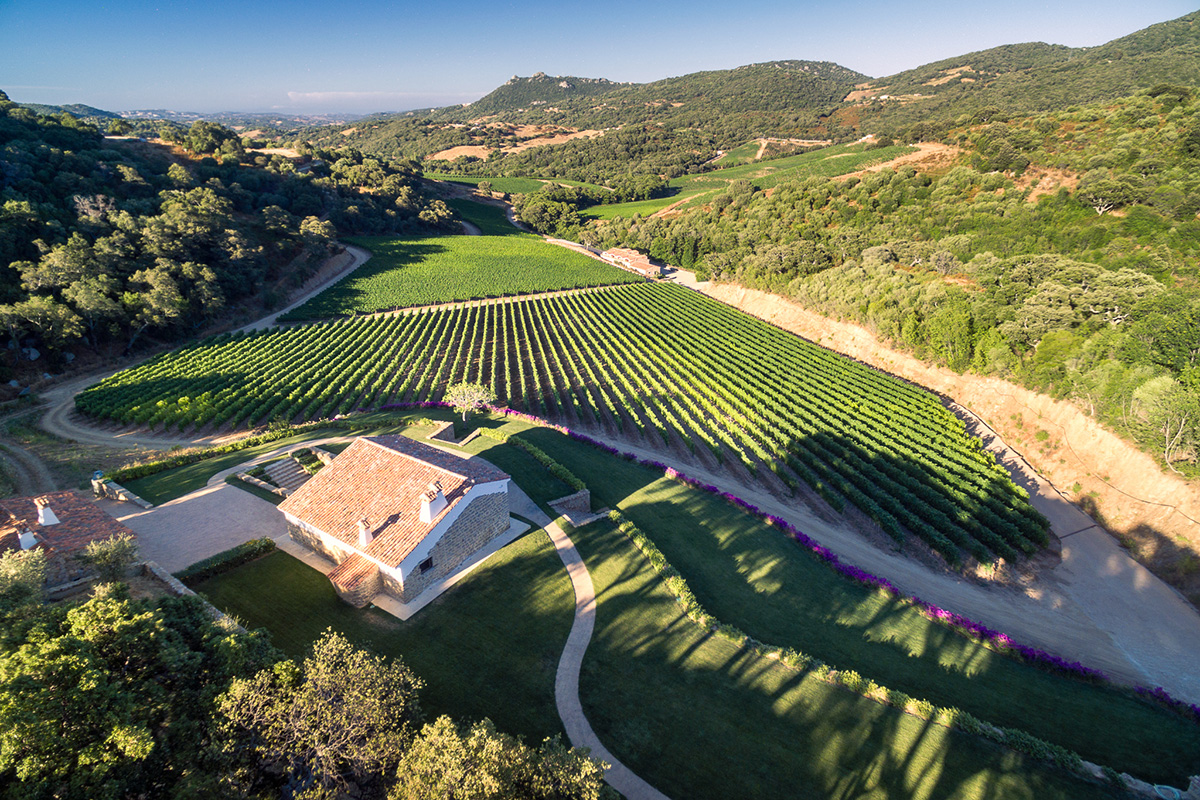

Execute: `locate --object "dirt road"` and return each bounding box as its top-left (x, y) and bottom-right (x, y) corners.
top-left (239, 244), bottom-right (371, 333)
top-left (0, 440), bottom-right (55, 495)
top-left (664, 268), bottom-right (1200, 703)
top-left (37, 239), bottom-right (1200, 703)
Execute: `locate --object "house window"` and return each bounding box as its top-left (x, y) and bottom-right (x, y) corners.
top-left (418, 557), bottom-right (434, 574)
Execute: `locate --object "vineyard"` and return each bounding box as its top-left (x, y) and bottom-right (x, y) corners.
top-left (278, 234), bottom-right (642, 321)
top-left (78, 283), bottom-right (1047, 564)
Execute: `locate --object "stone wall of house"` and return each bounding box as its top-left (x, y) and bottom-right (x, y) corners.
top-left (287, 521), bottom-right (349, 564)
top-left (379, 569), bottom-right (403, 599)
top-left (46, 554), bottom-right (91, 588)
top-left (398, 490), bottom-right (509, 602)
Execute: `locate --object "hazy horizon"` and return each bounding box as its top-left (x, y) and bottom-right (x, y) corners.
top-left (2, 0), bottom-right (1196, 116)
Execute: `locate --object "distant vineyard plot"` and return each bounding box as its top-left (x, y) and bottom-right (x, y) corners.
top-left (79, 284), bottom-right (1046, 564)
top-left (446, 199), bottom-right (526, 237)
top-left (582, 142), bottom-right (917, 219)
top-left (278, 234), bottom-right (642, 321)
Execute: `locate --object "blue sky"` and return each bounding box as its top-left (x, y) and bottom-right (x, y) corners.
top-left (1, 0), bottom-right (1196, 115)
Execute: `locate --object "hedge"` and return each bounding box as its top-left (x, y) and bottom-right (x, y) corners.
top-left (174, 538), bottom-right (277, 584)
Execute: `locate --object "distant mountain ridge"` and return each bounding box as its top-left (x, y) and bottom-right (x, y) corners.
top-left (443, 60), bottom-right (868, 128)
top-left (423, 11), bottom-right (1200, 137)
top-left (8, 9), bottom-right (1200, 146)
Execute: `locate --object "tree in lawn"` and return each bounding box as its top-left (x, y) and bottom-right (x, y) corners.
top-left (218, 629), bottom-right (424, 798)
top-left (391, 715), bottom-right (614, 800)
top-left (445, 381), bottom-right (496, 421)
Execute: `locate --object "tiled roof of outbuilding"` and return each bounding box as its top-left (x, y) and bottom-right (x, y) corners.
top-left (0, 490), bottom-right (134, 556)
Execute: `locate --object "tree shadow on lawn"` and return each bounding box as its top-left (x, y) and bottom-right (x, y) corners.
top-left (512, 424), bottom-right (1200, 785)
top-left (574, 520), bottom-right (1122, 800)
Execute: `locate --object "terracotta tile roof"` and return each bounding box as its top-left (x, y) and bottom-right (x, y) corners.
top-left (327, 553), bottom-right (380, 607)
top-left (279, 435), bottom-right (508, 567)
top-left (0, 490), bottom-right (134, 557)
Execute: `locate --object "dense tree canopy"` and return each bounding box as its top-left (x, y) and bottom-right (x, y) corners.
top-left (0, 97), bottom-right (453, 369)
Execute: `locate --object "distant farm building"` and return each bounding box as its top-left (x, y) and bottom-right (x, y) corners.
top-left (0, 491), bottom-right (136, 587)
top-left (278, 435), bottom-right (512, 609)
top-left (602, 248), bottom-right (660, 277)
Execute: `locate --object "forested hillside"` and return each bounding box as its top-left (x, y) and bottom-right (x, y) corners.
top-left (440, 61), bottom-right (867, 135)
top-left (577, 89), bottom-right (1200, 479)
top-left (845, 12), bottom-right (1200, 136)
top-left (300, 11), bottom-right (1200, 176)
top-left (0, 90), bottom-right (453, 377)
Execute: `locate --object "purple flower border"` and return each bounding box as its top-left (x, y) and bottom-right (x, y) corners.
top-left (366, 401), bottom-right (1200, 723)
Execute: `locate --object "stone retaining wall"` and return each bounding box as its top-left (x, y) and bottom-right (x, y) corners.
top-left (236, 472), bottom-right (289, 497)
top-left (91, 478), bottom-right (153, 508)
top-left (550, 489), bottom-right (591, 514)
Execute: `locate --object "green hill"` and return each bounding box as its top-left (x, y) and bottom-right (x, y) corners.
top-left (850, 11), bottom-right (1200, 135)
top-left (14, 100), bottom-right (121, 121)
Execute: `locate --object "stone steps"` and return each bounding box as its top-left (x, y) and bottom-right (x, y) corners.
top-left (263, 458), bottom-right (311, 492)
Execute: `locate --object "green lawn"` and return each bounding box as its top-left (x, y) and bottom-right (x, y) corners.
top-left (668, 142), bottom-right (917, 192)
top-left (572, 518), bottom-right (1116, 800)
top-left (513, 424), bottom-right (1200, 786)
top-left (583, 143), bottom-right (915, 221)
top-left (582, 190), bottom-right (713, 220)
top-left (278, 234), bottom-right (642, 320)
top-left (179, 412), bottom-right (1195, 790)
top-left (194, 528), bottom-right (574, 743)
top-left (425, 173), bottom-right (550, 195)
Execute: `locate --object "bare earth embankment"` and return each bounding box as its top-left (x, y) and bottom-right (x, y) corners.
top-left (663, 270), bottom-right (1200, 703)
top-left (696, 280), bottom-right (1200, 590)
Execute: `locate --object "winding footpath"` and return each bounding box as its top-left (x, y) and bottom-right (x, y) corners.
top-left (514, 493), bottom-right (670, 800)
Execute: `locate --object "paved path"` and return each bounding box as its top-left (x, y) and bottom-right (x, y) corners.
top-left (509, 489), bottom-right (670, 800)
top-left (99, 483), bottom-right (288, 573)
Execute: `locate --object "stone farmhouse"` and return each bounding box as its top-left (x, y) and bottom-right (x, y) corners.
top-left (601, 247), bottom-right (661, 277)
top-left (0, 491), bottom-right (135, 587)
top-left (278, 434), bottom-right (511, 608)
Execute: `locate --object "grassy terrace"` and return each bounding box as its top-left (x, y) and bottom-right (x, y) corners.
top-left (198, 535), bottom-right (573, 743)
top-left (425, 173), bottom-right (550, 195)
top-left (278, 233), bottom-right (641, 321)
top-left (519, 423), bottom-right (1200, 786)
top-left (182, 413), bottom-right (1197, 793)
top-left (189, 419), bottom-right (1127, 798)
top-left (574, 518), bottom-right (1117, 800)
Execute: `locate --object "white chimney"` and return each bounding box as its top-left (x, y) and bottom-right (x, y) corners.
top-left (18, 529), bottom-right (37, 550)
top-left (35, 498), bottom-right (59, 526)
top-left (357, 518), bottom-right (373, 547)
top-left (419, 481), bottom-right (447, 524)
